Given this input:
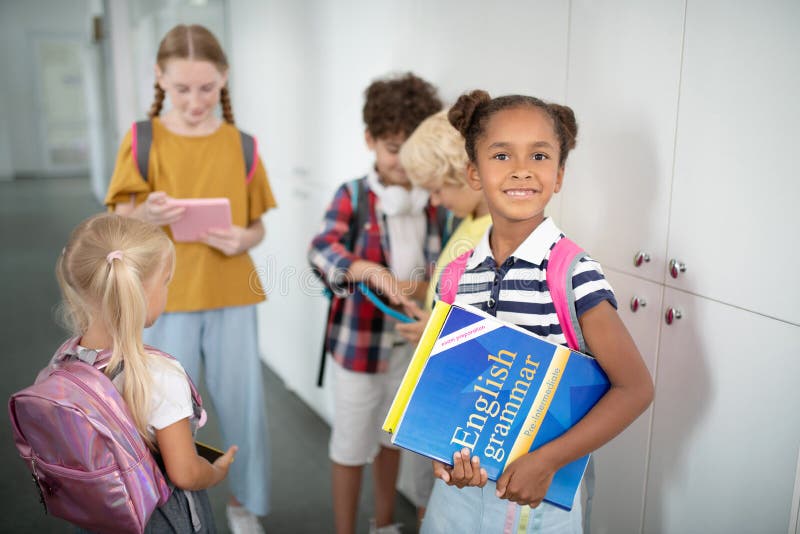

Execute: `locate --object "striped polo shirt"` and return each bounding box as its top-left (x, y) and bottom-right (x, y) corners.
top-left (442, 217), bottom-right (617, 348)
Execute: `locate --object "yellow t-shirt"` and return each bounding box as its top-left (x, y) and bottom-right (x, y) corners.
top-left (105, 118), bottom-right (277, 312)
top-left (424, 213), bottom-right (493, 310)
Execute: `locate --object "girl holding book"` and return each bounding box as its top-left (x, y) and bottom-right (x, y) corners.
top-left (106, 24), bottom-right (276, 533)
top-left (421, 91), bottom-right (654, 533)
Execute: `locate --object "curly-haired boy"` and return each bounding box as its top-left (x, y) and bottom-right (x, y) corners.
top-left (308, 72), bottom-right (443, 534)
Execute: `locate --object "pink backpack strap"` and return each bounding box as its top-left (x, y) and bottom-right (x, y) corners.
top-left (546, 237), bottom-right (588, 352)
top-left (439, 250), bottom-right (473, 304)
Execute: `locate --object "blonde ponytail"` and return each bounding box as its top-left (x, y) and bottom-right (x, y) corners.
top-left (57, 214), bottom-right (175, 448)
top-left (102, 258), bottom-right (154, 446)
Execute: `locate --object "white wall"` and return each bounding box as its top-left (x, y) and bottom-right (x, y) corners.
top-left (228, 0), bottom-right (572, 420)
top-left (0, 0), bottom-right (92, 177)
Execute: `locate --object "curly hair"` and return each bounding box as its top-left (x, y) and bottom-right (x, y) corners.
top-left (363, 72), bottom-right (442, 139)
top-left (448, 90), bottom-right (578, 167)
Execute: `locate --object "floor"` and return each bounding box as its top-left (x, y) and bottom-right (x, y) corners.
top-left (0, 177), bottom-right (417, 533)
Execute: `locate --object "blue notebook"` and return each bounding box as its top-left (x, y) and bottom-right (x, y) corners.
top-left (383, 301), bottom-right (609, 511)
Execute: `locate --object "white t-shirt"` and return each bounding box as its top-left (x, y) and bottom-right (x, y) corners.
top-left (111, 355), bottom-right (194, 438)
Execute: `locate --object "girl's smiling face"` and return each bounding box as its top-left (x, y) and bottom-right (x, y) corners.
top-left (156, 59), bottom-right (227, 128)
top-left (467, 106), bottom-right (564, 228)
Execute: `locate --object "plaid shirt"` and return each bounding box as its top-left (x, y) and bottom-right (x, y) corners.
top-left (308, 174), bottom-right (443, 373)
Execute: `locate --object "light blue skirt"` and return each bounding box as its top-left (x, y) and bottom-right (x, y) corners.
top-left (421, 479), bottom-right (582, 534)
top-left (144, 305), bottom-right (270, 517)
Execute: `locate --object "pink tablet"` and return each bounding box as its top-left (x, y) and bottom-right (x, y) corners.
top-left (167, 198), bottom-right (232, 243)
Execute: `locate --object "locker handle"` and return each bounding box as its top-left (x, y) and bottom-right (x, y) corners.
top-left (630, 296), bottom-right (647, 313)
top-left (633, 251), bottom-right (651, 267)
top-left (665, 307), bottom-right (682, 325)
top-left (669, 259), bottom-right (686, 279)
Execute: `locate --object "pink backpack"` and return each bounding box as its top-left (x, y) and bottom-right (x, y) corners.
top-left (8, 338), bottom-right (200, 534)
top-left (439, 237), bottom-right (588, 353)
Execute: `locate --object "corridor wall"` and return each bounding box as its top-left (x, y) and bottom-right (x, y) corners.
top-left (226, 1), bottom-right (800, 532)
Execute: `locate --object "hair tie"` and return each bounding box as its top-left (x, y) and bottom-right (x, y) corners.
top-left (106, 250), bottom-right (124, 264)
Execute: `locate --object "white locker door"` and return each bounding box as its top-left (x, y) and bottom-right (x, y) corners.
top-left (561, 0), bottom-right (684, 284)
top-left (667, 1), bottom-right (800, 324)
top-left (589, 270), bottom-right (663, 534)
top-left (644, 288), bottom-right (800, 533)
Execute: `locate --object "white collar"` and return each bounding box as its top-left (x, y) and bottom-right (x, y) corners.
top-left (366, 168), bottom-right (429, 216)
top-left (466, 217), bottom-right (563, 269)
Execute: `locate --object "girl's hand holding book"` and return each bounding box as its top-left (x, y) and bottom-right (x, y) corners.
top-left (136, 191), bottom-right (186, 226)
top-left (210, 445), bottom-right (239, 483)
top-left (433, 448), bottom-right (488, 489)
top-left (202, 225), bottom-right (248, 256)
top-left (495, 449), bottom-right (557, 508)
top-left (202, 219), bottom-right (264, 256)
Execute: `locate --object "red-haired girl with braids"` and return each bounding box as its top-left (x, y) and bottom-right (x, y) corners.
top-left (106, 24), bottom-right (275, 534)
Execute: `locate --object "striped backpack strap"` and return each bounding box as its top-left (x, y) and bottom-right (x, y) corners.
top-left (439, 250), bottom-right (473, 304)
top-left (239, 130), bottom-right (258, 183)
top-left (546, 237), bottom-right (589, 353)
top-left (131, 120), bottom-right (152, 181)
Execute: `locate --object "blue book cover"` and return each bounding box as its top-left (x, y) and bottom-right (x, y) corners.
top-left (383, 301), bottom-right (610, 511)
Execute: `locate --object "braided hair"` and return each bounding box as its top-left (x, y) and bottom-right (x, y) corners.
top-left (149, 24), bottom-right (234, 124)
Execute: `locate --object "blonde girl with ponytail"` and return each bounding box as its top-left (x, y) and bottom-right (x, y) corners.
top-left (106, 24), bottom-right (275, 533)
top-left (58, 213), bottom-right (236, 532)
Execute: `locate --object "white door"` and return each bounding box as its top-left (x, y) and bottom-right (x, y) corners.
top-left (560, 0), bottom-right (684, 284)
top-left (32, 34), bottom-right (89, 175)
top-left (644, 288), bottom-right (800, 533)
top-left (590, 269), bottom-right (663, 534)
top-left (666, 1), bottom-right (800, 324)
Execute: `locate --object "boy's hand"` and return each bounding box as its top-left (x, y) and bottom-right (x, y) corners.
top-left (395, 320), bottom-right (426, 344)
top-left (495, 450), bottom-right (556, 508)
top-left (402, 300), bottom-right (427, 320)
top-left (433, 449), bottom-right (488, 489)
top-left (395, 302), bottom-right (430, 344)
top-left (365, 267), bottom-right (408, 307)
top-left (142, 191), bottom-right (185, 226)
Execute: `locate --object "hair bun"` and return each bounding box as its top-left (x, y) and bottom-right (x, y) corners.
top-left (448, 90), bottom-right (491, 137)
top-left (548, 104), bottom-right (578, 150)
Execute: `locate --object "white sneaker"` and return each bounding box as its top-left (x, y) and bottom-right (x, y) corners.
top-left (368, 518), bottom-right (403, 534)
top-left (226, 504), bottom-right (265, 534)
